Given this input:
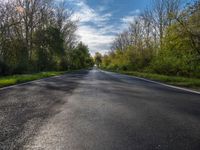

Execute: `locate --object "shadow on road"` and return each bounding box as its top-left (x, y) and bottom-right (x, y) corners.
top-left (0, 70), bottom-right (90, 149)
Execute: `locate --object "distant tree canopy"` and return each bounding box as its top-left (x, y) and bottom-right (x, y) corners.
top-left (101, 0), bottom-right (200, 78)
top-left (0, 0), bottom-right (93, 75)
top-left (94, 52), bottom-right (102, 67)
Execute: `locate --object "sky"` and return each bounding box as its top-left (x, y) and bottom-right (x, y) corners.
top-left (66, 0), bottom-right (191, 55)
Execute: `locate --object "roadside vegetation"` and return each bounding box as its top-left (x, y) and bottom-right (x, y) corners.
top-left (0, 71), bottom-right (65, 88)
top-left (0, 0), bottom-right (94, 76)
top-left (111, 70), bottom-right (200, 89)
top-left (96, 0), bottom-right (200, 88)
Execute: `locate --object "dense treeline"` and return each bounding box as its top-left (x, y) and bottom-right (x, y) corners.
top-left (0, 0), bottom-right (93, 75)
top-left (101, 0), bottom-right (200, 78)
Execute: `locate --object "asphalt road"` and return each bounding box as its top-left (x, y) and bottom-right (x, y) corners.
top-left (0, 69), bottom-right (200, 150)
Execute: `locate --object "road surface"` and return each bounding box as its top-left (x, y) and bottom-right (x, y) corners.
top-left (0, 69), bottom-right (200, 150)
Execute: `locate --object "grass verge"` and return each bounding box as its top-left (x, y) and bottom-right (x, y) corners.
top-left (0, 71), bottom-right (66, 88)
top-left (110, 70), bottom-right (200, 90)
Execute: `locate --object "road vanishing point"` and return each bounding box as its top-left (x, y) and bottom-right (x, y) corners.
top-left (0, 69), bottom-right (200, 150)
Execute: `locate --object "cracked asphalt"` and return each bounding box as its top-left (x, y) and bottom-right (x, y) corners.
top-left (0, 69), bottom-right (200, 150)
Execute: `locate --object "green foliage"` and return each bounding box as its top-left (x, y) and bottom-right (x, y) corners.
top-left (102, 46), bottom-right (153, 71)
top-left (0, 24), bottom-right (92, 75)
top-left (150, 20), bottom-right (200, 77)
top-left (94, 52), bottom-right (102, 67)
top-left (0, 60), bottom-right (9, 75)
top-left (69, 42), bottom-right (94, 69)
top-left (0, 0), bottom-right (93, 76)
top-left (116, 71), bottom-right (200, 89)
top-left (101, 1), bottom-right (200, 78)
top-left (0, 39), bottom-right (29, 74)
top-left (0, 72), bottom-right (65, 88)
top-left (33, 26), bottom-right (64, 71)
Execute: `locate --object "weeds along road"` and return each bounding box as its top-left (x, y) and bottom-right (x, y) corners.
top-left (0, 69), bottom-right (200, 150)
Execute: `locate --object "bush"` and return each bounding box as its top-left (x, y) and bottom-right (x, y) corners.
top-left (0, 60), bottom-right (9, 75)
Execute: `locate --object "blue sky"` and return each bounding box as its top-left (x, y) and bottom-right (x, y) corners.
top-left (66, 0), bottom-right (191, 55)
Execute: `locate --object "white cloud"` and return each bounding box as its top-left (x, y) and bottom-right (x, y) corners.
top-left (120, 9), bottom-right (141, 30)
top-left (67, 0), bottom-right (141, 55)
top-left (121, 16), bottom-right (138, 24)
top-left (68, 0), bottom-right (116, 55)
top-left (130, 9), bottom-right (141, 15)
top-left (71, 0), bottom-right (111, 24)
top-left (77, 25), bottom-right (115, 55)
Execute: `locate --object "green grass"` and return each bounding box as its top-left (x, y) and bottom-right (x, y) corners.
top-left (0, 71), bottom-right (66, 88)
top-left (112, 70), bottom-right (200, 90)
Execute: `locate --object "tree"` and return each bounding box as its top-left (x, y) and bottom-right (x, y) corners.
top-left (175, 0), bottom-right (200, 55)
top-left (0, 0), bottom-right (92, 75)
top-left (72, 42), bottom-right (93, 69)
top-left (111, 30), bottom-right (131, 52)
top-left (142, 0), bottom-right (181, 47)
top-left (94, 52), bottom-right (102, 67)
top-left (103, 0), bottom-right (199, 78)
